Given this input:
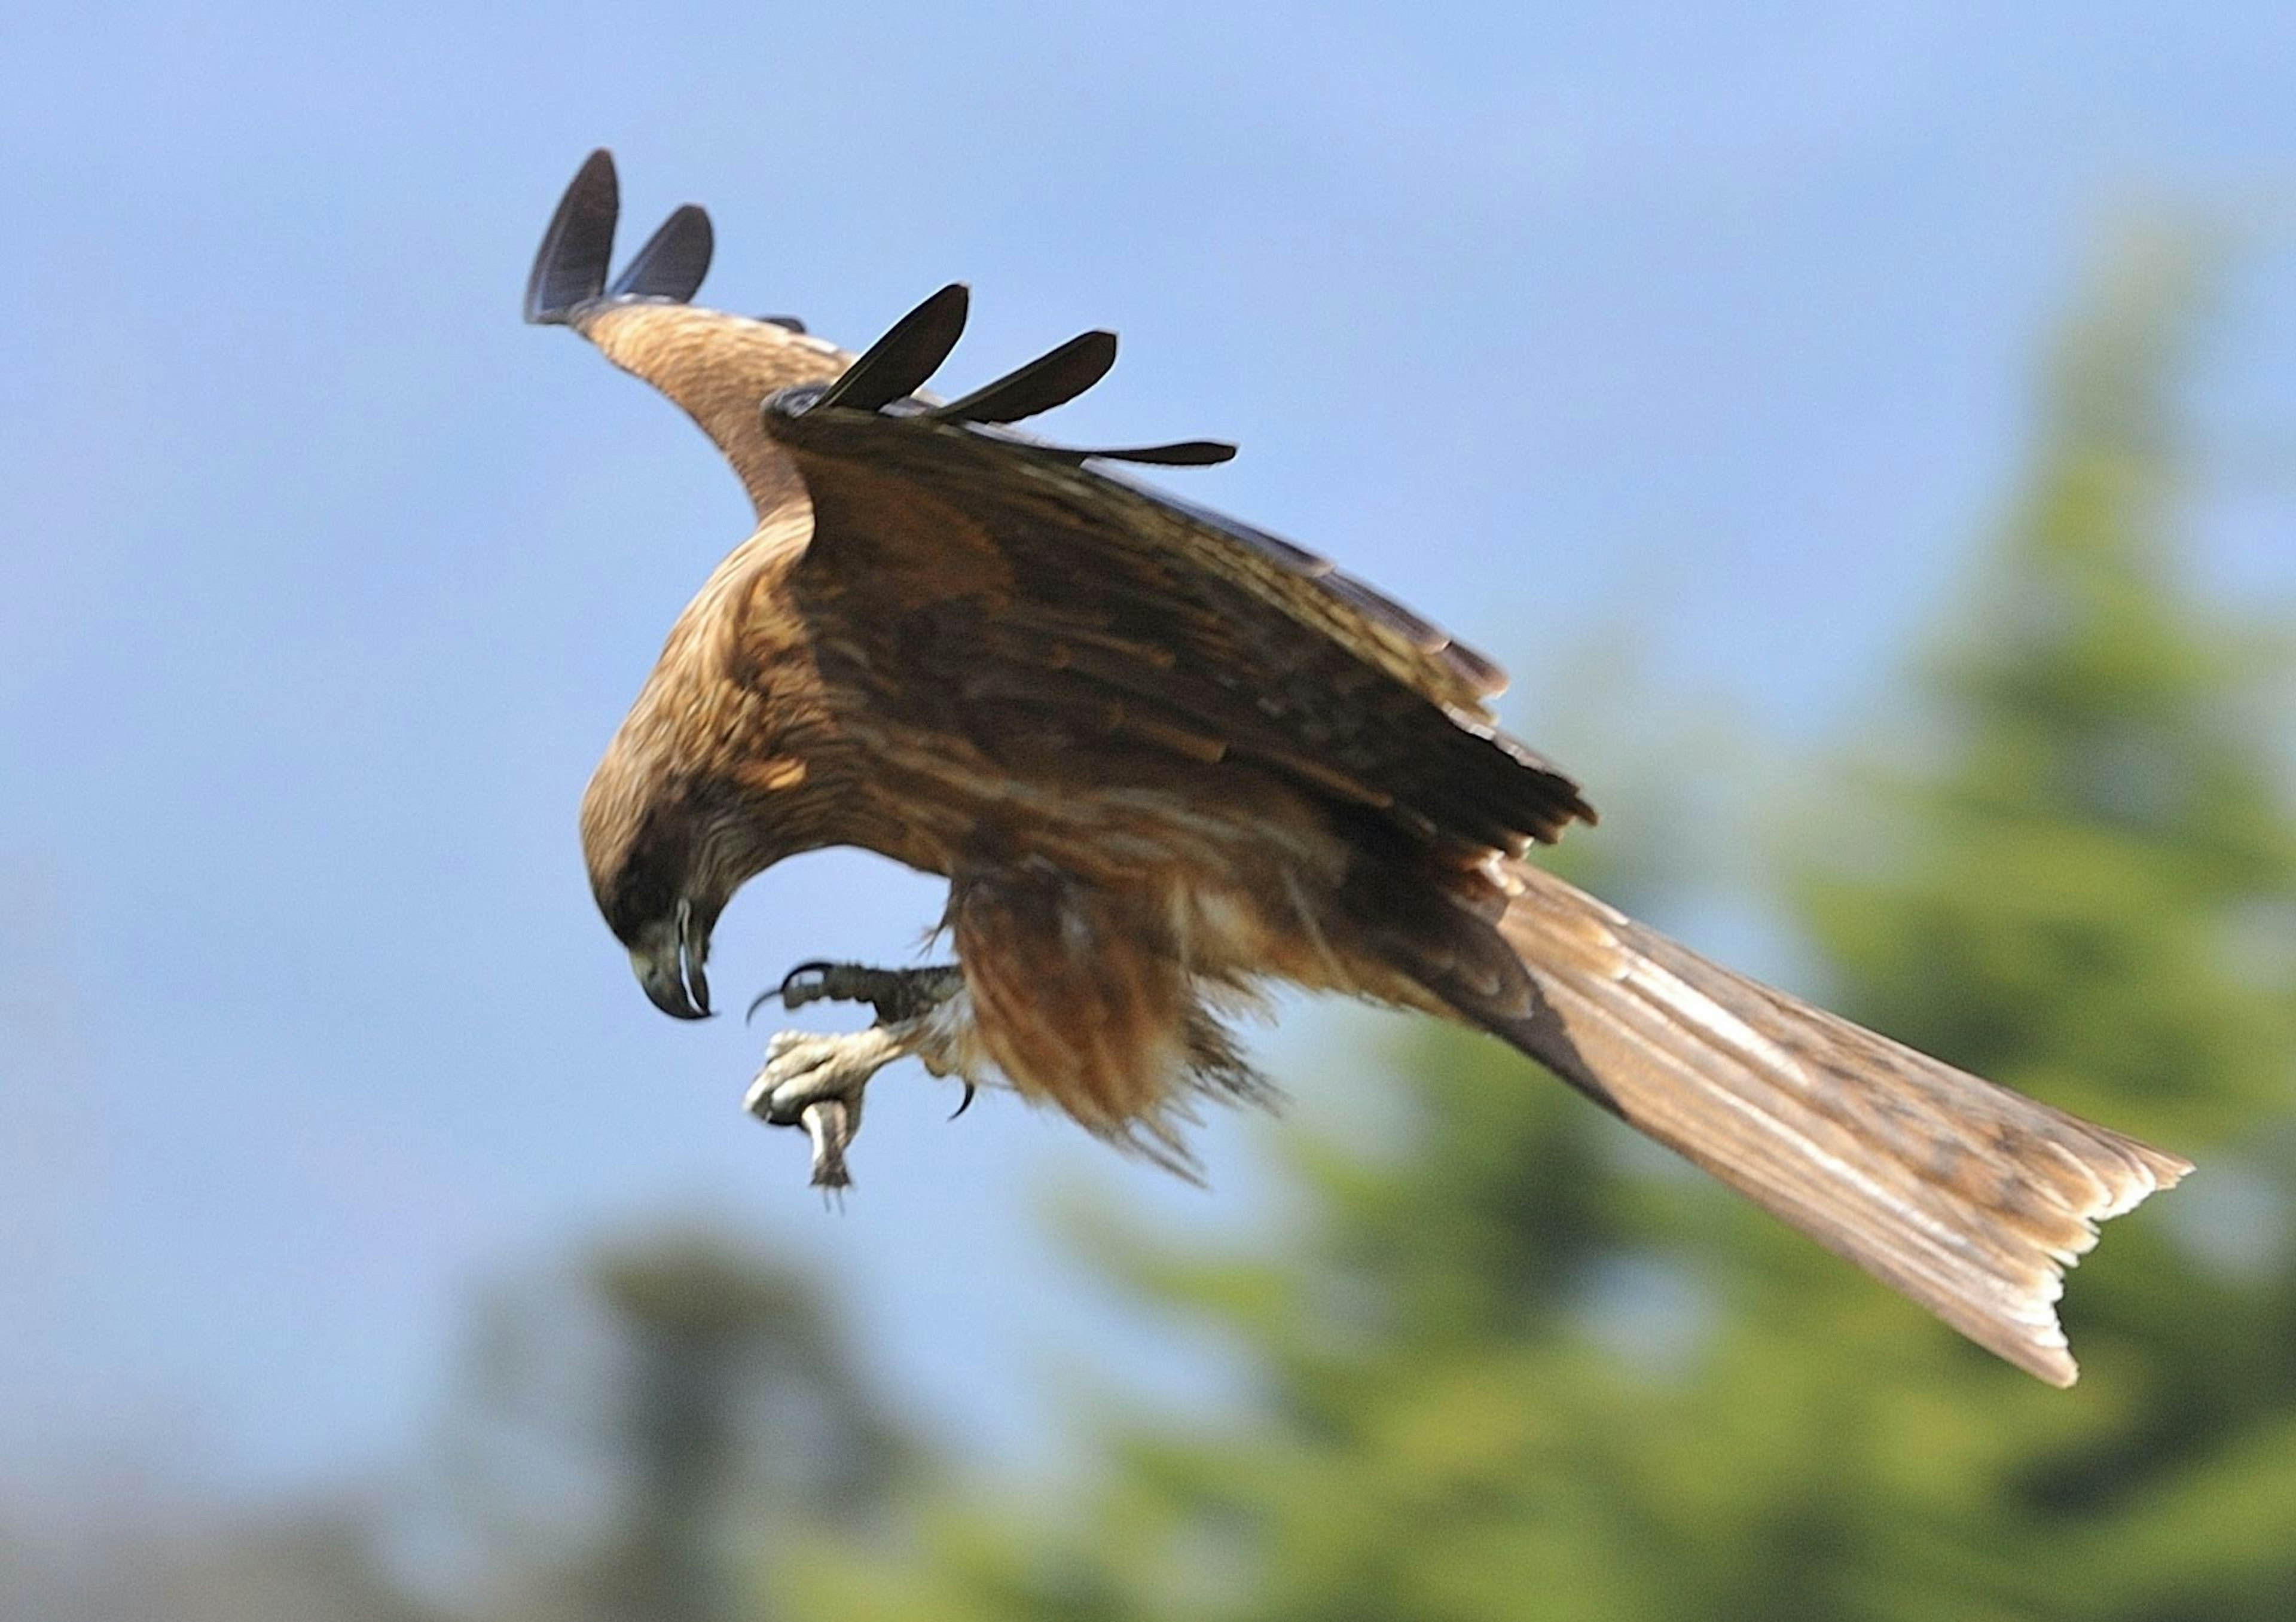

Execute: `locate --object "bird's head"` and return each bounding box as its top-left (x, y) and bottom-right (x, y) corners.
top-left (583, 765), bottom-right (815, 1021)
top-left (579, 561), bottom-right (824, 1023)
top-left (582, 766), bottom-right (735, 1022)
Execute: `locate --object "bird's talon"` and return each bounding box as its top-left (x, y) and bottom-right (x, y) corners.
top-left (777, 960), bottom-right (839, 1012)
top-left (741, 967), bottom-right (972, 1190)
top-left (747, 960), bottom-right (838, 1023)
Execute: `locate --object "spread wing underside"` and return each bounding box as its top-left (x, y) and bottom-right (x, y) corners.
top-left (759, 288), bottom-right (1594, 856)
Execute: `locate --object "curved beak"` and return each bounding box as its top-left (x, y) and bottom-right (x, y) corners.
top-left (629, 902), bottom-right (713, 1021)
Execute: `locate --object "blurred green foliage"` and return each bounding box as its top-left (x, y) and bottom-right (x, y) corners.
top-left (781, 231), bottom-right (2296, 1621)
top-left (427, 1234), bottom-right (916, 1622)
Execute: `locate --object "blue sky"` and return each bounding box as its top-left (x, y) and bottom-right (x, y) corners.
top-left (2, 2), bottom-right (2292, 1499)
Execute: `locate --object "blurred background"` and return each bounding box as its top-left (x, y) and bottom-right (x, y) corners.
top-left (4, 4), bottom-right (2294, 1618)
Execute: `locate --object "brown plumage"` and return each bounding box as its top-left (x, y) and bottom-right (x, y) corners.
top-left (534, 151), bottom-right (2188, 1385)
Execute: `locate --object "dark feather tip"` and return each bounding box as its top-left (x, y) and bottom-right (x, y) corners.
top-left (607, 203), bottom-right (714, 304)
top-left (1026, 438), bottom-right (1237, 467)
top-left (524, 149), bottom-right (619, 325)
top-left (1078, 439), bottom-right (1236, 467)
top-left (815, 283), bottom-right (972, 413)
top-left (929, 329), bottom-right (1118, 426)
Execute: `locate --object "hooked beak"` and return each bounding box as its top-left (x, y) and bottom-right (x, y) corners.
top-left (630, 900), bottom-right (713, 1020)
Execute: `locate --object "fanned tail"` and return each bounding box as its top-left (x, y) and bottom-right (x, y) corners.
top-left (1465, 861), bottom-right (2189, 1385)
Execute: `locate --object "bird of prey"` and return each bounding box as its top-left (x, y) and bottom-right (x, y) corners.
top-left (529, 150), bottom-right (2188, 1386)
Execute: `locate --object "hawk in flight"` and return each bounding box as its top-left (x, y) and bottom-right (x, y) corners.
top-left (529, 151), bottom-right (2187, 1386)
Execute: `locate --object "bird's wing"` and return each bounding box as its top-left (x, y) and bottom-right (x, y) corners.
top-left (759, 286), bottom-right (1594, 855)
top-left (526, 150), bottom-right (851, 518)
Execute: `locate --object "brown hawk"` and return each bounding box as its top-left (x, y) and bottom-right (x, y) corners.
top-left (529, 151), bottom-right (2187, 1386)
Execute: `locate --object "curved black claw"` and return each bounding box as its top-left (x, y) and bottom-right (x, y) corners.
top-left (949, 1081), bottom-right (978, 1121)
top-left (746, 960), bottom-right (838, 1024)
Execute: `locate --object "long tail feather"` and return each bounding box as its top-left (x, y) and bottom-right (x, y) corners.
top-left (1463, 861), bottom-right (2189, 1385)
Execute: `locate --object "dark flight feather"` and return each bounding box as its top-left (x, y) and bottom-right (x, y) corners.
top-left (607, 203), bottom-right (715, 304)
top-left (1041, 439), bottom-right (1239, 468)
top-left (813, 283), bottom-right (972, 413)
top-left (524, 148), bottom-right (619, 325)
top-left (928, 330), bottom-right (1118, 424)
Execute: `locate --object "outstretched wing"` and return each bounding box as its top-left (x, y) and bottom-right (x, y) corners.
top-left (759, 288), bottom-right (1594, 856)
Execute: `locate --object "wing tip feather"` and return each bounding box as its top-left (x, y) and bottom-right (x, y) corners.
top-left (606, 201), bottom-right (715, 304)
top-left (792, 290), bottom-right (1236, 470)
top-left (526, 149), bottom-right (720, 328)
top-left (525, 148), bottom-right (618, 325)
